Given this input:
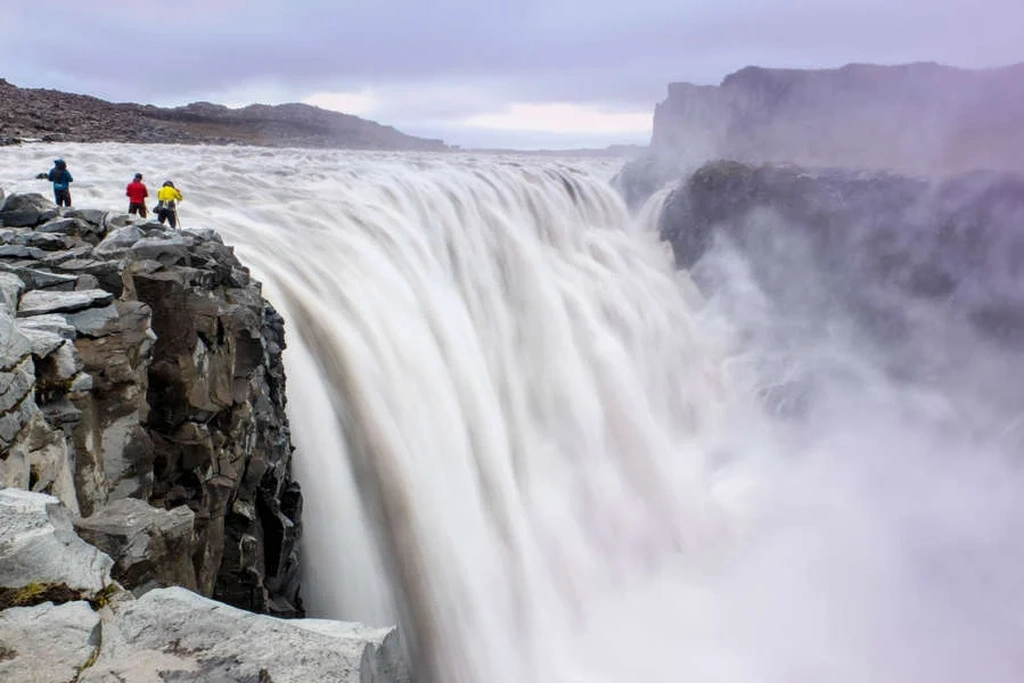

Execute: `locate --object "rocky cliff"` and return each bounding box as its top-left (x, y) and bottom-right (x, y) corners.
top-left (0, 191), bottom-right (302, 616)
top-left (616, 62), bottom-right (1024, 207)
top-left (657, 161), bottom-right (1024, 417)
top-left (0, 78), bottom-right (447, 151)
top-left (0, 488), bottom-right (410, 682)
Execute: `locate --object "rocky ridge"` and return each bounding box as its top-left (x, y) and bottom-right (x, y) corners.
top-left (0, 78), bottom-right (447, 151)
top-left (0, 189), bottom-right (301, 616)
top-left (0, 189), bottom-right (414, 680)
top-left (616, 62), bottom-right (1024, 207)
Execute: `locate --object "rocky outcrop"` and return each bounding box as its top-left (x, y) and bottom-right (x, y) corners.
top-left (659, 161), bottom-right (1024, 376)
top-left (617, 62), bottom-right (1024, 207)
top-left (0, 490), bottom-right (412, 683)
top-left (0, 488), bottom-right (112, 606)
top-left (0, 78), bottom-right (447, 151)
top-left (0, 191), bottom-right (302, 616)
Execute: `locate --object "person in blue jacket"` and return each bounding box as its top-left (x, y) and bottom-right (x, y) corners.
top-left (37, 159), bottom-right (74, 206)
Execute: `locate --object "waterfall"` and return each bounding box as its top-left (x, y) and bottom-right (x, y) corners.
top-left (230, 159), bottom-right (749, 683)
top-left (2, 144), bottom-right (1023, 683)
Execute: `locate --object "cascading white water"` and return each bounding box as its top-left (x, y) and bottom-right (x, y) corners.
top-left (2, 144), bottom-right (1023, 683)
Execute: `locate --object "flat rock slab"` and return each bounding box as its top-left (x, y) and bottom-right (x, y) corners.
top-left (18, 288), bottom-right (114, 316)
top-left (0, 244), bottom-right (46, 260)
top-left (80, 587), bottom-right (407, 683)
top-left (0, 601), bottom-right (101, 683)
top-left (7, 266), bottom-right (78, 292)
top-left (63, 209), bottom-right (107, 227)
top-left (15, 313), bottom-right (77, 340)
top-left (130, 237), bottom-right (192, 264)
top-left (18, 324), bottom-right (65, 358)
top-left (0, 489), bottom-right (113, 596)
top-left (66, 303), bottom-right (121, 337)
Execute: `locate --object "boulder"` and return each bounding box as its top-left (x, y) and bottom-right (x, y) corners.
top-left (66, 302), bottom-right (121, 337)
top-left (0, 192), bottom-right (53, 228)
top-left (64, 208), bottom-right (107, 228)
top-left (0, 601), bottom-right (102, 683)
top-left (18, 324), bottom-right (65, 358)
top-left (79, 587), bottom-right (409, 683)
top-left (51, 258), bottom-right (124, 296)
top-left (17, 288), bottom-right (115, 316)
top-left (94, 225), bottom-right (143, 257)
top-left (130, 235), bottom-right (192, 265)
top-left (74, 498), bottom-right (197, 591)
top-left (35, 216), bottom-right (86, 235)
top-left (24, 230), bottom-right (74, 251)
top-left (0, 489), bottom-right (112, 600)
top-left (0, 244), bottom-right (47, 260)
top-left (16, 312), bottom-right (77, 340)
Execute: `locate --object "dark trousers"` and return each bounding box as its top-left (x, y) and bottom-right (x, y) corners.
top-left (128, 202), bottom-right (148, 218)
top-left (54, 188), bottom-right (71, 207)
top-left (156, 205), bottom-right (177, 228)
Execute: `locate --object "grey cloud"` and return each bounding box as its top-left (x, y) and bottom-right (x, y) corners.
top-left (1, 0), bottom-right (1022, 145)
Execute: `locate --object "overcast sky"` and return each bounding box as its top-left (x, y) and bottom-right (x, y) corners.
top-left (2, 0), bottom-right (1022, 148)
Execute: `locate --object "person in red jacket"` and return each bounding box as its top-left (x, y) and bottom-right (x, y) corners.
top-left (126, 173), bottom-right (148, 217)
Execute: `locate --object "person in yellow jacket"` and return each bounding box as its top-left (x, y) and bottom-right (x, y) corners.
top-left (155, 180), bottom-right (184, 228)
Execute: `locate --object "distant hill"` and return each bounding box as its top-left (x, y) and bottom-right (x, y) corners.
top-left (0, 79), bottom-right (447, 151)
top-left (466, 144), bottom-right (646, 157)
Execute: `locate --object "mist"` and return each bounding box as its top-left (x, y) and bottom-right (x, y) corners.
top-left (3, 138), bottom-right (1024, 682)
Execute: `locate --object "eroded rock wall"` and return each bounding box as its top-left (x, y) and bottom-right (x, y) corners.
top-left (0, 192), bottom-right (302, 616)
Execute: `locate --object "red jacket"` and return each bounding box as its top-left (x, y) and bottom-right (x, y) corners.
top-left (126, 181), bottom-right (148, 204)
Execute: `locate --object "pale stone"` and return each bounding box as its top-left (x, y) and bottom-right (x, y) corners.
top-left (18, 289), bottom-right (115, 317)
top-left (0, 601), bottom-right (101, 683)
top-left (0, 489), bottom-right (112, 594)
top-left (80, 587), bottom-right (408, 683)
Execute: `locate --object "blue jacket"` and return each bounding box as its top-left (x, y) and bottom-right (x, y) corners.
top-left (47, 162), bottom-right (73, 190)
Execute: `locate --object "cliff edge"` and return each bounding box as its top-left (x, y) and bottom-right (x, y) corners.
top-left (616, 62), bottom-right (1024, 206)
top-left (0, 191), bottom-right (302, 616)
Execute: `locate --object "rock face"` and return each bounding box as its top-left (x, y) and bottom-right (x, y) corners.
top-left (616, 62), bottom-right (1024, 207)
top-left (658, 161), bottom-right (1024, 423)
top-left (0, 78), bottom-right (447, 151)
top-left (660, 161), bottom-right (1024, 341)
top-left (74, 497), bottom-right (198, 592)
top-left (0, 193), bottom-right (302, 616)
top-left (0, 489), bottom-right (411, 683)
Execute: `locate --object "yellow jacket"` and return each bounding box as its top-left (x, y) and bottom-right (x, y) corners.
top-left (157, 186), bottom-right (183, 203)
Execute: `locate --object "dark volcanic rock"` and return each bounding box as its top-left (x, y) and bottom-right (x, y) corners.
top-left (0, 191), bottom-right (303, 617)
top-left (74, 497), bottom-right (198, 591)
top-left (660, 161), bottom-right (1024, 350)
